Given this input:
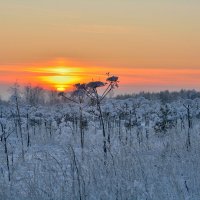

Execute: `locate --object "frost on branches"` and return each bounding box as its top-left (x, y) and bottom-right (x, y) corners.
top-left (0, 84), bottom-right (199, 200)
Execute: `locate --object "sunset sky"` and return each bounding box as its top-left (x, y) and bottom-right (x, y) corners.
top-left (1, 0), bottom-right (200, 98)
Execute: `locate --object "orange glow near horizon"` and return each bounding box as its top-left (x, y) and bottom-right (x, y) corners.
top-left (39, 74), bottom-right (81, 91)
top-left (35, 63), bottom-right (83, 91)
top-left (1, 59), bottom-right (200, 94)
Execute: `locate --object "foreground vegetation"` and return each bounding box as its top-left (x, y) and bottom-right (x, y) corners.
top-left (0, 84), bottom-right (200, 199)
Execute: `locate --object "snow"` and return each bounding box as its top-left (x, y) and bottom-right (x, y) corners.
top-left (0, 94), bottom-right (200, 199)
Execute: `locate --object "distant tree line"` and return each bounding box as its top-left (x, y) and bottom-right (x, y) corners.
top-left (116, 89), bottom-right (200, 103)
top-left (1, 84), bottom-right (200, 105)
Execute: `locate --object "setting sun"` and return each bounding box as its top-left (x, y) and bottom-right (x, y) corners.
top-left (56, 85), bottom-right (66, 92)
top-left (38, 66), bottom-right (82, 91)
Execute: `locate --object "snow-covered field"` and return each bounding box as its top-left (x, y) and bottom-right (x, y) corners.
top-left (1, 93), bottom-right (200, 200)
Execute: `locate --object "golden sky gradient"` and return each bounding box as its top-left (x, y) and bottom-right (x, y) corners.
top-left (0, 0), bottom-right (200, 96)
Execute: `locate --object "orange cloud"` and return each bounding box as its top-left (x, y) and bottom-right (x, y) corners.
top-left (1, 59), bottom-right (200, 93)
